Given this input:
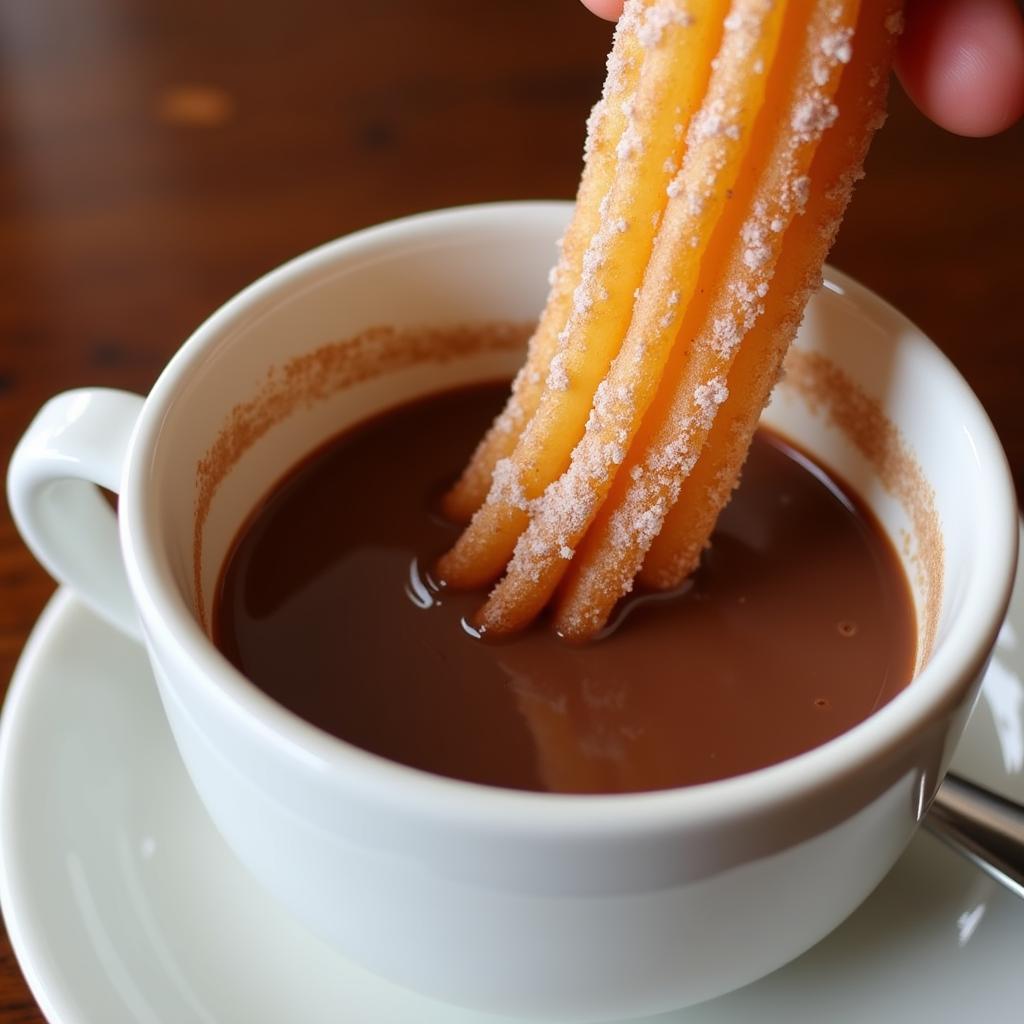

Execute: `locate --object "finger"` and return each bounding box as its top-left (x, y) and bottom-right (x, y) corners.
top-left (580, 0), bottom-right (626, 20)
top-left (896, 0), bottom-right (1024, 136)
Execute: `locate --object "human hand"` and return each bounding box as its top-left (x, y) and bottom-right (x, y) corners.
top-left (580, 0), bottom-right (1024, 136)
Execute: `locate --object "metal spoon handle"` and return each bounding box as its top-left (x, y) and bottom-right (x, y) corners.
top-left (924, 772), bottom-right (1024, 899)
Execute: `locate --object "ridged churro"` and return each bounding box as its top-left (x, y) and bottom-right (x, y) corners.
top-left (439, 0), bottom-right (902, 639)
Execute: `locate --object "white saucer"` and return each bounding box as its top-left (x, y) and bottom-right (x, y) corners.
top-left (2, 532), bottom-right (1023, 1024)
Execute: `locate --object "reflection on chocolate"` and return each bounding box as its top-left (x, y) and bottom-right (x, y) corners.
top-left (214, 383), bottom-right (916, 793)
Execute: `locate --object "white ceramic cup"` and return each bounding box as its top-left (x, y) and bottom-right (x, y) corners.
top-left (7, 202), bottom-right (1018, 1021)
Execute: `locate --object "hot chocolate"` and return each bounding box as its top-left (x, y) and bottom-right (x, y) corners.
top-left (213, 381), bottom-right (916, 793)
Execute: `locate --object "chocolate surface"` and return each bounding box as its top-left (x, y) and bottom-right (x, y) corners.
top-left (214, 382), bottom-right (916, 793)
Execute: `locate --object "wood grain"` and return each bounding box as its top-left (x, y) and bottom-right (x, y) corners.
top-left (0, 1), bottom-right (1020, 1018)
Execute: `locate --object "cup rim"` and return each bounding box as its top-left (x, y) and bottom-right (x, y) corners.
top-left (119, 200), bottom-right (1019, 835)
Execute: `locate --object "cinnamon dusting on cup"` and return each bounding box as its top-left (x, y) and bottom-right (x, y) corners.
top-left (782, 348), bottom-right (943, 662)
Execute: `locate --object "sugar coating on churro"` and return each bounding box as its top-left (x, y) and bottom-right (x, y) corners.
top-left (637, 0), bottom-right (696, 47)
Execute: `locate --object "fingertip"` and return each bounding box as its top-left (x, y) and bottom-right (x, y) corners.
top-left (580, 0), bottom-right (625, 21)
top-left (896, 0), bottom-right (1024, 136)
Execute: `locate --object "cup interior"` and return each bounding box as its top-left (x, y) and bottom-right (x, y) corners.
top-left (127, 201), bottom-right (1015, 777)
top-left (135, 205), bottom-right (563, 635)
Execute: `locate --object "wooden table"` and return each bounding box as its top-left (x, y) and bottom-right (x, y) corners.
top-left (0, 1), bottom-right (1020, 1019)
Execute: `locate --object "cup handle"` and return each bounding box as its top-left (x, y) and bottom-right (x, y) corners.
top-left (7, 388), bottom-right (146, 641)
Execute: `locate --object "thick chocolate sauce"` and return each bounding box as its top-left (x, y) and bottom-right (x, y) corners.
top-left (214, 382), bottom-right (916, 793)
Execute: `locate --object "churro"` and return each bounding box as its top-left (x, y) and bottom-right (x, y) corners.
top-left (439, 0), bottom-right (902, 639)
